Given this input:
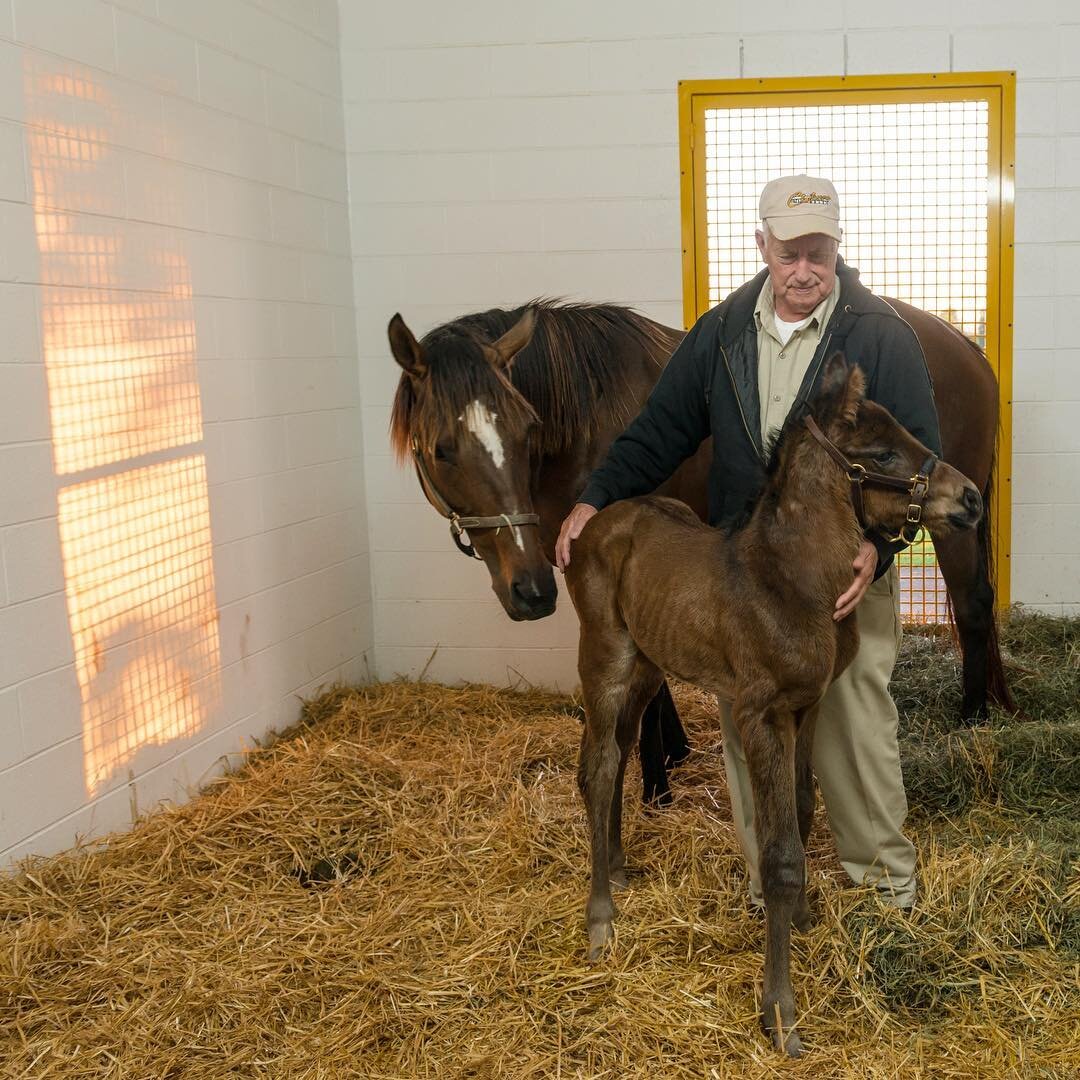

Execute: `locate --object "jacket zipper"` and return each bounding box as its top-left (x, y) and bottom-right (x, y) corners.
top-left (719, 343), bottom-right (762, 462)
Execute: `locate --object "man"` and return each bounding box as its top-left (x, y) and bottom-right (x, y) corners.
top-left (555, 175), bottom-right (941, 909)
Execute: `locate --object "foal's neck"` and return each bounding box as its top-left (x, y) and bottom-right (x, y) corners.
top-left (746, 431), bottom-right (864, 606)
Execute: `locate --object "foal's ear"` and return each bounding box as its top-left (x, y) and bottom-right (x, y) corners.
top-left (388, 314), bottom-right (427, 380)
top-left (487, 307), bottom-right (537, 371)
top-left (817, 351), bottom-right (865, 427)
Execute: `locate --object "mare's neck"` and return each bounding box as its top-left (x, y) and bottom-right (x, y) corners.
top-left (744, 431), bottom-right (864, 606)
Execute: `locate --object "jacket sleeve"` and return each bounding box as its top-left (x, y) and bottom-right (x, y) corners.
top-left (578, 317), bottom-right (713, 511)
top-left (865, 313), bottom-right (943, 569)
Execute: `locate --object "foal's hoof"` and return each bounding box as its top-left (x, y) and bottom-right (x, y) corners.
top-left (587, 920), bottom-right (613, 961)
top-left (772, 1028), bottom-right (804, 1058)
top-left (763, 1006), bottom-right (804, 1058)
top-left (609, 867), bottom-right (629, 891)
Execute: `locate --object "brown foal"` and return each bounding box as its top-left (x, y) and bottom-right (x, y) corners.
top-left (564, 355), bottom-right (983, 1057)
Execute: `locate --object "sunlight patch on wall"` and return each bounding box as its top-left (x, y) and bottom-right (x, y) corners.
top-left (27, 57), bottom-right (221, 796)
top-left (58, 458), bottom-right (221, 794)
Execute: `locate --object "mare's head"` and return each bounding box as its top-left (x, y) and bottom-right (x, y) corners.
top-left (387, 308), bottom-right (557, 620)
top-left (806, 353), bottom-right (983, 538)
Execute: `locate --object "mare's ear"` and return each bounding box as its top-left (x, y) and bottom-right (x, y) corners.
top-left (487, 307), bottom-right (537, 372)
top-left (388, 314), bottom-right (427, 379)
top-left (815, 351), bottom-right (865, 427)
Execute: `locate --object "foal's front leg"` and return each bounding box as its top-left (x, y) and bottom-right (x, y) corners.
top-left (740, 704), bottom-right (805, 1058)
top-left (792, 707), bottom-right (818, 932)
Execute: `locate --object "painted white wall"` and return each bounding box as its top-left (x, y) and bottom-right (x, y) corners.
top-left (0, 0), bottom-right (372, 864)
top-left (340, 0), bottom-right (1080, 693)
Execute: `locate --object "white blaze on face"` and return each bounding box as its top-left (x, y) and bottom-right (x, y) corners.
top-left (461, 400), bottom-right (505, 469)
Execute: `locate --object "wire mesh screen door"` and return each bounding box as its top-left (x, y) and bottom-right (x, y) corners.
top-left (679, 75), bottom-right (1013, 623)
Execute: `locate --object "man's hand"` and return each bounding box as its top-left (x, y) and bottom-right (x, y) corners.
top-left (556, 503), bottom-right (598, 571)
top-left (834, 539), bottom-right (878, 621)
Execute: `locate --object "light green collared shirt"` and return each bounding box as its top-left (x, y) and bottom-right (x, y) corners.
top-left (755, 276), bottom-right (840, 445)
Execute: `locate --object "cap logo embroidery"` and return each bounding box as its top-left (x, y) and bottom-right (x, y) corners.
top-left (786, 191), bottom-right (832, 208)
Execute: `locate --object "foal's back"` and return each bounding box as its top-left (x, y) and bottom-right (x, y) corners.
top-left (568, 496), bottom-right (842, 705)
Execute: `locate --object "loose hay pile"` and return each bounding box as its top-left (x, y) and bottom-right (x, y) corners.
top-left (2, 613), bottom-right (1078, 1078)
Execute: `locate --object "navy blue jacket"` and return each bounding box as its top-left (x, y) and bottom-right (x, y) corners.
top-left (579, 259), bottom-right (943, 577)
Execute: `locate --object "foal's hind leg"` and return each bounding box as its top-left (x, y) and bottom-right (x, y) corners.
top-left (578, 637), bottom-right (654, 960)
top-left (738, 702), bottom-right (805, 1058)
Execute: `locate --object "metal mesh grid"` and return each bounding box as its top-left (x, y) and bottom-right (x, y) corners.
top-left (57, 457), bottom-right (221, 796)
top-left (703, 99), bottom-right (989, 623)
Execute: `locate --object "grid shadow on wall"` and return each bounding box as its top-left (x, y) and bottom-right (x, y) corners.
top-left (679, 74), bottom-right (1014, 622)
top-left (26, 58), bottom-right (221, 798)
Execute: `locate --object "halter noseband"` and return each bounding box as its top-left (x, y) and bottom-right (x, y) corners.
top-left (803, 415), bottom-right (936, 546)
top-left (410, 436), bottom-right (541, 560)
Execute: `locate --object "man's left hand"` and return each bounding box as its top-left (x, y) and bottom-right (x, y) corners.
top-left (834, 539), bottom-right (878, 621)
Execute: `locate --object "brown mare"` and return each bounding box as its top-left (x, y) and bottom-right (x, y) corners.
top-left (388, 300), bottom-right (1012, 804)
top-left (564, 355), bottom-right (983, 1056)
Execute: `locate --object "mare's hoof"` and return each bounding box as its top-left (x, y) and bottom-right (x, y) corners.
top-left (587, 920), bottom-right (613, 961)
top-left (642, 785), bottom-right (673, 809)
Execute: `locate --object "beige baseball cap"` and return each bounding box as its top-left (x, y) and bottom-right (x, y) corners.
top-left (759, 174), bottom-right (842, 242)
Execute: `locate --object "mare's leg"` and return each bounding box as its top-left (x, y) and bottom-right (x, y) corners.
top-left (933, 527), bottom-right (996, 724)
top-left (655, 680), bottom-right (691, 769)
top-left (638, 697), bottom-right (671, 807)
top-left (738, 702), bottom-right (804, 1058)
top-left (638, 680), bottom-right (693, 807)
top-left (610, 664), bottom-right (665, 887)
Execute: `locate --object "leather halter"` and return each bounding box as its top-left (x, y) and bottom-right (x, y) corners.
top-left (410, 436), bottom-right (541, 560)
top-left (803, 415), bottom-right (936, 546)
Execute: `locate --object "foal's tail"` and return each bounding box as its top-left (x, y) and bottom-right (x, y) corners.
top-left (971, 446), bottom-right (1017, 713)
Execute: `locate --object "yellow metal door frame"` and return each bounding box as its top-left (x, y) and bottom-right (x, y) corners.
top-left (677, 72), bottom-right (1015, 607)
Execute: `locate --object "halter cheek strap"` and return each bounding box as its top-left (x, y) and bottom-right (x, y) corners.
top-left (803, 415), bottom-right (936, 546)
top-left (410, 436), bottom-right (541, 560)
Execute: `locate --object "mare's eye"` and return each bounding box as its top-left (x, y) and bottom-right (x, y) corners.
top-left (873, 451), bottom-right (896, 467)
top-left (434, 442), bottom-right (454, 463)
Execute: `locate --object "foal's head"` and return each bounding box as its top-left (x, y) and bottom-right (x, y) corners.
top-left (387, 309), bottom-right (557, 620)
top-left (807, 353), bottom-right (983, 538)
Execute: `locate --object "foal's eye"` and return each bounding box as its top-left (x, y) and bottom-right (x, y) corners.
top-left (873, 451), bottom-right (897, 467)
top-left (434, 442), bottom-right (454, 463)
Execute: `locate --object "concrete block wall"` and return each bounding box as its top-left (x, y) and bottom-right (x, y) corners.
top-left (341, 0), bottom-right (1080, 693)
top-left (0, 0), bottom-right (371, 864)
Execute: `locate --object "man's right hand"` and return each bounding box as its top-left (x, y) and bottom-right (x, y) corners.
top-left (555, 503), bottom-right (598, 571)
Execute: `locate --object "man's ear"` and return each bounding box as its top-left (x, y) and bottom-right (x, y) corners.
top-left (388, 314), bottom-right (427, 380)
top-left (486, 307), bottom-right (536, 372)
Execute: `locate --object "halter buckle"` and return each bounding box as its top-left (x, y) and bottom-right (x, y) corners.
top-left (906, 504), bottom-right (923, 525)
top-left (846, 463), bottom-right (866, 484)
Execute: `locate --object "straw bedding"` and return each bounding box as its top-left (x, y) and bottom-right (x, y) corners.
top-left (2, 613), bottom-right (1078, 1078)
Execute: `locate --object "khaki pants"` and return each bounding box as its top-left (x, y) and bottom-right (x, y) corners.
top-left (718, 566), bottom-right (917, 907)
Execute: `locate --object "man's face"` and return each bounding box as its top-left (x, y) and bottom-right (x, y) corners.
top-left (755, 229), bottom-right (839, 321)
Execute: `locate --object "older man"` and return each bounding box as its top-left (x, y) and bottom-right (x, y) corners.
top-left (555, 175), bottom-right (941, 909)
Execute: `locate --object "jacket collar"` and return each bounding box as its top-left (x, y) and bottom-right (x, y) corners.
top-left (719, 256), bottom-right (870, 345)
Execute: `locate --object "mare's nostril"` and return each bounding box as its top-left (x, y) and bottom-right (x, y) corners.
top-left (963, 487), bottom-right (983, 516)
